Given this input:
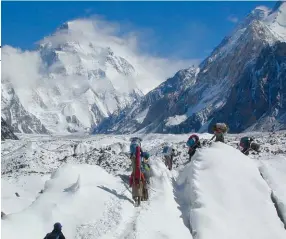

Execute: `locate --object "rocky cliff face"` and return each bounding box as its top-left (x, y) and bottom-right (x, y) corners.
top-left (93, 67), bottom-right (198, 133)
top-left (95, 2), bottom-right (286, 134)
top-left (211, 41), bottom-right (286, 132)
top-left (1, 81), bottom-right (49, 134)
top-left (1, 118), bottom-right (19, 140)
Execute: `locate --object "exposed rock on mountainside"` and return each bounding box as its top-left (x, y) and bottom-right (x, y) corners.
top-left (1, 118), bottom-right (19, 140)
top-left (95, 2), bottom-right (286, 134)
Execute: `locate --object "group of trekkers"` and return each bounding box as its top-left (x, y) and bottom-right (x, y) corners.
top-left (43, 123), bottom-right (262, 235)
top-left (128, 137), bottom-right (151, 206)
top-left (128, 122), bottom-right (261, 206)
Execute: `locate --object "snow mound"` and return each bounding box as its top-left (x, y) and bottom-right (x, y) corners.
top-left (1, 163), bottom-right (133, 239)
top-left (177, 143), bottom-right (286, 239)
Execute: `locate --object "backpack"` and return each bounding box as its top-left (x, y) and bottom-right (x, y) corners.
top-left (250, 142), bottom-right (260, 152)
top-left (214, 123), bottom-right (228, 134)
top-left (240, 137), bottom-right (254, 148)
top-left (163, 146), bottom-right (172, 156)
top-left (186, 134), bottom-right (199, 147)
top-left (130, 137), bottom-right (142, 155)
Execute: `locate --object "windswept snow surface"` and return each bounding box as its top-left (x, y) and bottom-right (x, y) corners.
top-left (2, 164), bottom-right (135, 238)
top-left (2, 132), bottom-right (286, 239)
top-left (177, 143), bottom-right (286, 239)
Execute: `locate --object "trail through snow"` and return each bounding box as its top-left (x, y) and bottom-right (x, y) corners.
top-left (2, 132), bottom-right (286, 239)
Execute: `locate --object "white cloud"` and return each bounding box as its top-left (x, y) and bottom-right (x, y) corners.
top-left (2, 46), bottom-right (42, 88)
top-left (227, 15), bottom-right (239, 23)
top-left (3, 17), bottom-right (199, 95)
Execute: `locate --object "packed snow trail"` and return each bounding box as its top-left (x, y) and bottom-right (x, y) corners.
top-left (177, 143), bottom-right (286, 239)
top-left (127, 158), bottom-right (192, 239)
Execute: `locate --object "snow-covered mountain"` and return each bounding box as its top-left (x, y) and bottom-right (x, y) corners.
top-left (94, 66), bottom-right (199, 133)
top-left (2, 132), bottom-right (286, 238)
top-left (95, 2), bottom-right (286, 134)
top-left (2, 20), bottom-right (149, 134)
top-left (1, 80), bottom-right (49, 134)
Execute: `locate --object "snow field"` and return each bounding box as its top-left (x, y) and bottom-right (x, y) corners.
top-left (2, 133), bottom-right (286, 239)
top-left (176, 143), bottom-right (286, 239)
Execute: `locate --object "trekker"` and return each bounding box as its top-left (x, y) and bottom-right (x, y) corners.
top-left (186, 134), bottom-right (201, 161)
top-left (129, 137), bottom-right (143, 172)
top-left (210, 123), bottom-right (228, 143)
top-left (44, 222), bottom-right (65, 239)
top-left (240, 136), bottom-right (260, 155)
top-left (141, 152), bottom-right (151, 184)
top-left (163, 145), bottom-right (175, 170)
top-left (140, 152), bottom-right (151, 201)
top-left (129, 171), bottom-right (146, 206)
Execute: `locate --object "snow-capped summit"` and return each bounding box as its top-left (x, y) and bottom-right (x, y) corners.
top-left (264, 1), bottom-right (286, 40)
top-left (95, 2), bottom-right (286, 134)
top-left (2, 19), bottom-right (147, 134)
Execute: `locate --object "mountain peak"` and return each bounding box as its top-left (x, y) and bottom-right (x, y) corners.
top-left (270, 1), bottom-right (286, 14)
top-left (252, 6), bottom-right (271, 19)
top-left (57, 19), bottom-right (94, 32)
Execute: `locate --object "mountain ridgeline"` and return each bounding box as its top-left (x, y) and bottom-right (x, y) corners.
top-left (95, 2), bottom-right (286, 134)
top-left (2, 2), bottom-right (286, 135)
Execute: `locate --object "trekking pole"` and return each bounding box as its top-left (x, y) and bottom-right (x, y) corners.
top-left (244, 148), bottom-right (251, 155)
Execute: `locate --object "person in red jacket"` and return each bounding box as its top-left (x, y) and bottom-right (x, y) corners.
top-left (129, 171), bottom-right (146, 204)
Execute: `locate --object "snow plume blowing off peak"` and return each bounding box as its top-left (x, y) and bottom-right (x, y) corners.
top-left (2, 17), bottom-right (197, 134)
top-left (38, 18), bottom-right (198, 93)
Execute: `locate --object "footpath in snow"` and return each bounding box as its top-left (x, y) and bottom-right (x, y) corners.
top-left (176, 143), bottom-right (286, 239)
top-left (1, 160), bottom-right (192, 239)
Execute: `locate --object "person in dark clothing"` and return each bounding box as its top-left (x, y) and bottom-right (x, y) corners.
top-left (141, 152), bottom-right (151, 184)
top-left (163, 147), bottom-right (176, 170)
top-left (210, 123), bottom-right (228, 143)
top-left (187, 134), bottom-right (201, 161)
top-left (240, 137), bottom-right (260, 155)
top-left (188, 141), bottom-right (201, 160)
top-left (44, 222), bottom-right (65, 239)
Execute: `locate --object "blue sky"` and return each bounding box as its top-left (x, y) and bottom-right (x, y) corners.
top-left (2, 1), bottom-right (275, 60)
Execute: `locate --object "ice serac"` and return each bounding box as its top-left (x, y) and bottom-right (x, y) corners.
top-left (177, 143), bottom-right (286, 239)
top-left (2, 19), bottom-right (143, 134)
top-left (95, 2), bottom-right (286, 134)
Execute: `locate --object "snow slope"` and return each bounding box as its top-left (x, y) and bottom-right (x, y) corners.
top-left (2, 164), bottom-right (134, 238)
top-left (2, 147), bottom-right (192, 239)
top-left (95, 2), bottom-right (286, 134)
top-left (177, 143), bottom-right (286, 239)
top-left (2, 131), bottom-right (286, 238)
